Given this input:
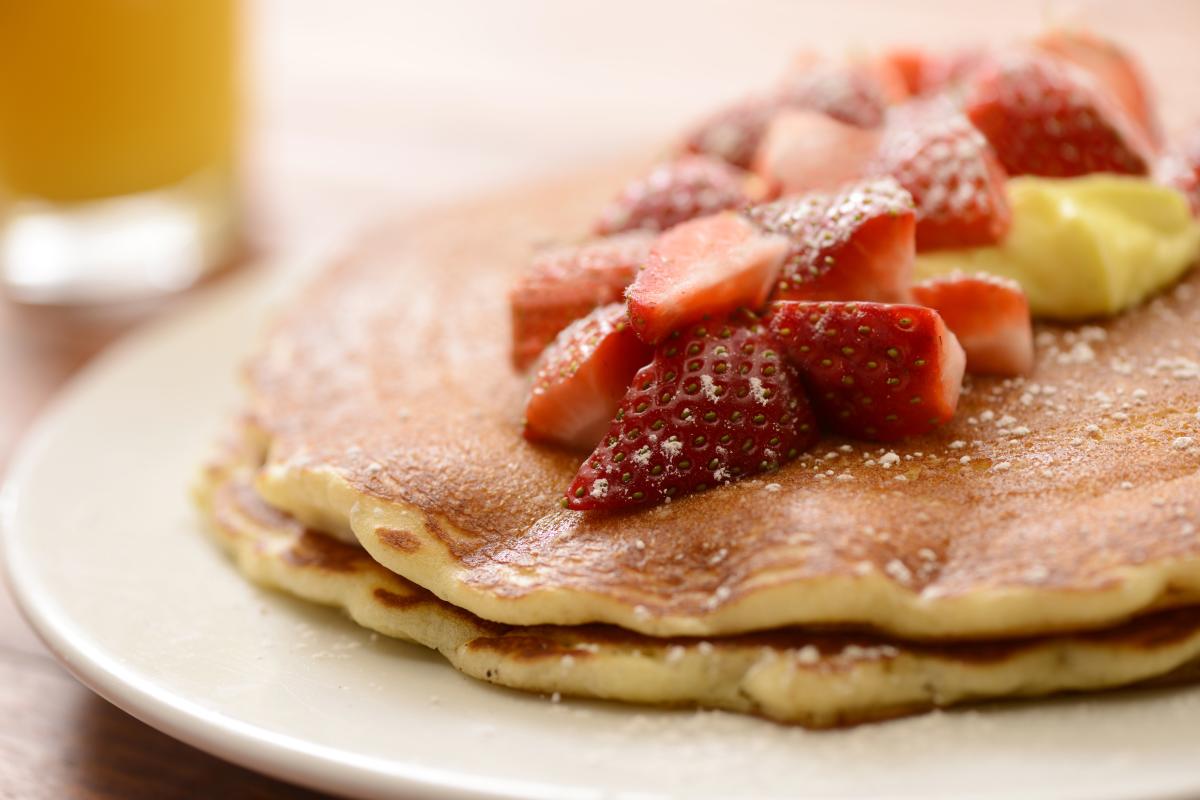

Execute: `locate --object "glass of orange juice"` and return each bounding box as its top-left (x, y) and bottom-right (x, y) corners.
top-left (0, 0), bottom-right (239, 306)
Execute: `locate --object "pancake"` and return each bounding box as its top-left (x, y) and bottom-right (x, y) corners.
top-left (245, 169), bottom-right (1200, 640)
top-left (195, 435), bottom-right (1200, 728)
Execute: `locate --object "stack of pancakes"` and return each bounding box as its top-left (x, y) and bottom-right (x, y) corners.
top-left (195, 172), bottom-right (1200, 727)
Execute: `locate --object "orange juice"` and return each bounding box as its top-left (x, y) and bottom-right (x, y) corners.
top-left (0, 0), bottom-right (236, 203)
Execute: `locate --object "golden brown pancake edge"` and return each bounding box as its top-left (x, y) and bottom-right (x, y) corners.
top-left (196, 440), bottom-right (1200, 728)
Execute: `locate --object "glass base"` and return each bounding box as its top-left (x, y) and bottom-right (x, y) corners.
top-left (0, 169), bottom-right (238, 306)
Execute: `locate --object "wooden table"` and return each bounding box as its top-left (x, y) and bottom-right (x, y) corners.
top-left (2, 1), bottom-right (1197, 796)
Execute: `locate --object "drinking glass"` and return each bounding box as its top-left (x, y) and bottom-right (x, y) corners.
top-left (0, 0), bottom-right (240, 306)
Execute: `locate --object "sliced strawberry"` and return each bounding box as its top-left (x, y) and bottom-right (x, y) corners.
top-left (752, 109), bottom-right (882, 195)
top-left (683, 95), bottom-right (781, 170)
top-left (912, 273), bottom-right (1034, 377)
top-left (872, 100), bottom-right (1012, 251)
top-left (509, 232), bottom-right (654, 369)
top-left (626, 212), bottom-right (789, 345)
top-left (778, 60), bottom-right (900, 128)
top-left (964, 52), bottom-right (1153, 178)
top-left (744, 177), bottom-right (916, 304)
top-left (880, 46), bottom-right (993, 97)
top-left (593, 156), bottom-right (759, 236)
top-left (878, 48), bottom-right (935, 98)
top-left (861, 54), bottom-right (913, 104)
top-left (1035, 27), bottom-right (1161, 148)
top-left (767, 301), bottom-right (965, 441)
top-left (564, 317), bottom-right (818, 510)
top-left (917, 47), bottom-right (994, 95)
top-left (523, 304), bottom-right (653, 450)
top-left (1157, 127), bottom-right (1200, 216)
top-left (683, 60), bottom-right (896, 170)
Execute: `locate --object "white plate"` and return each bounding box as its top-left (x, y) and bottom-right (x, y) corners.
top-left (4, 262), bottom-right (1200, 800)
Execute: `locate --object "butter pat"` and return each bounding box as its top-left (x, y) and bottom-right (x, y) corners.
top-left (915, 176), bottom-right (1200, 319)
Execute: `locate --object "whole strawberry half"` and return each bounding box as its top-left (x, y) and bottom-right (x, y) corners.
top-left (594, 156), bottom-right (759, 236)
top-left (872, 100), bottom-right (1012, 251)
top-left (767, 301), bottom-right (965, 441)
top-left (509, 231), bottom-right (654, 370)
top-left (964, 52), bottom-right (1153, 179)
top-left (523, 303), bottom-right (653, 450)
top-left (912, 273), bottom-right (1034, 377)
top-left (625, 211), bottom-right (789, 345)
top-left (1035, 27), bottom-right (1161, 149)
top-left (744, 177), bottom-right (916, 304)
top-left (564, 317), bottom-right (818, 510)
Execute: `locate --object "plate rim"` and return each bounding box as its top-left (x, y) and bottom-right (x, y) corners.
top-left (0, 271), bottom-right (600, 800)
top-left (3, 256), bottom-right (1200, 800)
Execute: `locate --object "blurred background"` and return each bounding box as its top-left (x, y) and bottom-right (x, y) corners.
top-left (0, 1), bottom-right (1197, 796)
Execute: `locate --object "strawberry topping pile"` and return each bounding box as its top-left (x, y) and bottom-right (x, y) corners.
top-left (503, 26), bottom-right (1192, 512)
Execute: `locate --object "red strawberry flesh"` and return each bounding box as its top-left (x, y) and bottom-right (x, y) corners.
top-left (912, 274), bottom-right (1034, 377)
top-left (752, 109), bottom-right (883, 196)
top-left (509, 231), bottom-right (653, 369)
top-left (872, 100), bottom-right (1012, 251)
top-left (964, 52), bottom-right (1152, 179)
top-left (778, 60), bottom-right (897, 129)
top-left (626, 211), bottom-right (789, 345)
top-left (594, 156), bottom-right (758, 236)
top-left (744, 177), bottom-right (916, 304)
top-left (878, 48), bottom-right (933, 98)
top-left (523, 303), bottom-right (653, 450)
top-left (1034, 27), bottom-right (1161, 149)
top-left (683, 95), bottom-right (780, 170)
top-left (916, 47), bottom-right (994, 96)
top-left (682, 60), bottom-right (897, 171)
top-left (565, 317), bottom-right (818, 510)
top-left (767, 300), bottom-right (965, 441)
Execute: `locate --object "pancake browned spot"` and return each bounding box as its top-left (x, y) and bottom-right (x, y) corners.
top-left (282, 531), bottom-right (367, 573)
top-left (377, 528), bottom-right (422, 553)
top-left (228, 481), bottom-right (295, 531)
top-left (373, 587), bottom-right (431, 610)
top-left (465, 633), bottom-right (597, 662)
top-left (371, 584), bottom-right (509, 633)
